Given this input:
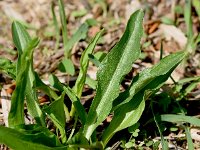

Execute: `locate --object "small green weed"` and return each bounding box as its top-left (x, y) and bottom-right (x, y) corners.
top-left (0, 7), bottom-right (199, 150)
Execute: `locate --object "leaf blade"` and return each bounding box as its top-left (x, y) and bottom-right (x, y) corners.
top-left (10, 21), bottom-right (45, 127)
top-left (0, 125), bottom-right (68, 150)
top-left (73, 29), bottom-right (103, 98)
top-left (102, 51), bottom-right (185, 145)
top-left (12, 21), bottom-right (31, 54)
top-left (161, 114), bottom-right (200, 127)
top-left (43, 92), bottom-right (67, 143)
top-left (8, 38), bottom-right (40, 127)
top-left (83, 10), bottom-right (144, 139)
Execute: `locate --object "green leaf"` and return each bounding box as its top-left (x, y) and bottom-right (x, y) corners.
top-left (43, 92), bottom-right (66, 143)
top-left (51, 1), bottom-right (60, 50)
top-left (49, 74), bottom-right (65, 91)
top-left (49, 74), bottom-right (87, 124)
top-left (102, 51), bottom-right (185, 145)
top-left (11, 21), bottom-right (45, 127)
top-left (71, 9), bottom-right (87, 18)
top-left (85, 76), bottom-right (97, 89)
top-left (88, 54), bottom-right (101, 67)
top-left (184, 0), bottom-right (193, 39)
top-left (8, 38), bottom-right (40, 127)
top-left (58, 58), bottom-right (75, 75)
top-left (12, 21), bottom-right (31, 55)
top-left (35, 72), bottom-right (59, 100)
top-left (113, 51), bottom-right (186, 109)
top-left (0, 57), bottom-right (16, 79)
top-left (102, 97), bottom-right (145, 145)
top-left (151, 103), bottom-right (168, 150)
top-left (94, 51), bottom-right (107, 62)
top-left (88, 51), bottom-right (107, 67)
top-left (58, 0), bottom-right (68, 56)
top-left (161, 114), bottom-right (200, 127)
top-left (0, 125), bottom-right (69, 150)
top-left (192, 0), bottom-right (200, 20)
top-left (83, 10), bottom-right (144, 139)
top-left (177, 76), bottom-right (200, 84)
top-left (64, 85), bottom-right (87, 124)
top-left (70, 30), bottom-right (103, 117)
top-left (67, 132), bottom-right (89, 146)
top-left (65, 23), bottom-right (89, 53)
top-left (73, 29), bottom-right (103, 98)
top-left (185, 126), bottom-right (194, 150)
top-left (161, 16), bottom-right (174, 25)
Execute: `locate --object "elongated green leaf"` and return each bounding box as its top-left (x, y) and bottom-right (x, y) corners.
top-left (113, 51), bottom-right (186, 110)
top-left (8, 38), bottom-right (39, 127)
top-left (83, 10), bottom-right (144, 139)
top-left (0, 57), bottom-right (16, 79)
top-left (65, 23), bottom-right (89, 53)
top-left (102, 51), bottom-right (185, 145)
top-left (70, 29), bottom-right (103, 117)
top-left (26, 53), bottom-right (46, 127)
top-left (184, 0), bottom-right (193, 39)
top-left (0, 125), bottom-right (69, 150)
top-left (51, 1), bottom-right (60, 50)
top-left (73, 29), bottom-right (103, 98)
top-left (49, 74), bottom-right (87, 124)
top-left (43, 92), bottom-right (66, 143)
top-left (102, 93), bottom-right (145, 145)
top-left (11, 21), bottom-right (45, 127)
top-left (185, 126), bottom-right (194, 150)
top-left (58, 0), bottom-right (68, 56)
top-left (48, 74), bottom-right (71, 121)
top-left (161, 114), bottom-right (200, 126)
top-left (178, 76), bottom-right (200, 84)
top-left (151, 104), bottom-right (168, 150)
top-left (12, 21), bottom-right (31, 55)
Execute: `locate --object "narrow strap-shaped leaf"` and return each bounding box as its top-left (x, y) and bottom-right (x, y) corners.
top-left (0, 125), bottom-right (69, 150)
top-left (70, 29), bottom-right (103, 117)
top-left (58, 0), bottom-right (68, 56)
top-left (83, 10), bottom-right (144, 139)
top-left (26, 49), bottom-right (46, 127)
top-left (43, 92), bottom-right (67, 144)
top-left (51, 1), bottom-right (60, 50)
top-left (161, 114), bottom-right (200, 126)
top-left (8, 38), bottom-right (39, 127)
top-left (185, 126), bottom-right (194, 150)
top-left (12, 21), bottom-right (31, 55)
top-left (102, 51), bottom-right (185, 145)
top-left (73, 29), bottom-right (103, 98)
top-left (65, 23), bottom-right (89, 53)
top-left (11, 21), bottom-right (45, 126)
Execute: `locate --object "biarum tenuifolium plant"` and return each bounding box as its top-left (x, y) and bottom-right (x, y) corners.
top-left (0, 10), bottom-right (188, 149)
